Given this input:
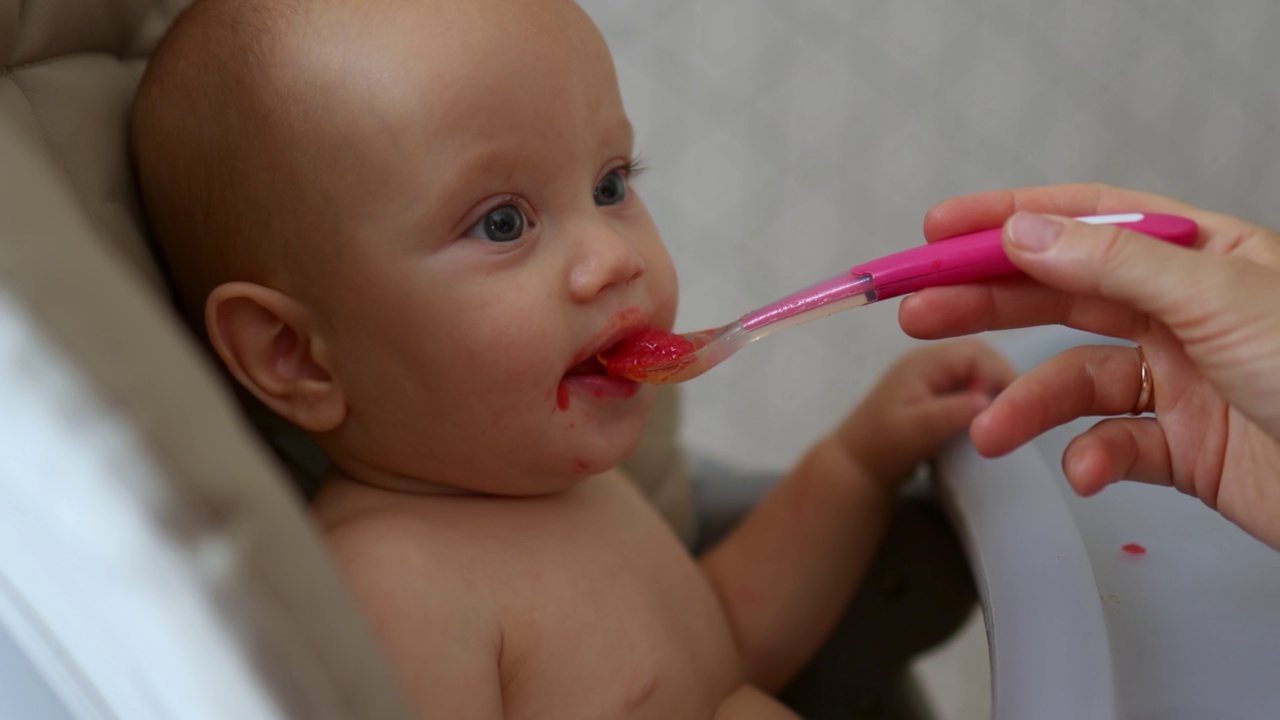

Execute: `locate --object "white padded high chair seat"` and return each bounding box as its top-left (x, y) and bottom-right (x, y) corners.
top-left (937, 326), bottom-right (1280, 720)
top-left (0, 2), bottom-right (414, 717)
top-left (0, 2), bottom-right (698, 717)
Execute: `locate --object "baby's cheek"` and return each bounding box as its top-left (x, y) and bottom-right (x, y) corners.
top-left (642, 271), bottom-right (680, 334)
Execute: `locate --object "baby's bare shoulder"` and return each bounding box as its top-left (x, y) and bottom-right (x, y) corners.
top-left (321, 504), bottom-right (506, 716)
top-left (323, 504), bottom-right (474, 589)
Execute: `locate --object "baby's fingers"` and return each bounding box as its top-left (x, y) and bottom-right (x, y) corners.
top-left (971, 344), bottom-right (1147, 457)
top-left (858, 392), bottom-right (991, 483)
top-left (914, 338), bottom-right (1018, 396)
top-left (909, 392), bottom-right (994, 450)
top-left (1061, 418), bottom-right (1173, 497)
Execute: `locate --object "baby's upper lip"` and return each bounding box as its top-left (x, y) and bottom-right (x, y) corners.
top-left (567, 310), bottom-right (652, 373)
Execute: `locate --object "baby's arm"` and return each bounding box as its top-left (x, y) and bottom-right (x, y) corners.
top-left (324, 514), bottom-right (504, 720)
top-left (698, 339), bottom-right (1014, 692)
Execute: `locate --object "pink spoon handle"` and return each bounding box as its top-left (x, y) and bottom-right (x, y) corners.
top-left (852, 213), bottom-right (1199, 301)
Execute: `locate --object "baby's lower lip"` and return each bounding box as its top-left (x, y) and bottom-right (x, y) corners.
top-left (560, 375), bottom-right (640, 400)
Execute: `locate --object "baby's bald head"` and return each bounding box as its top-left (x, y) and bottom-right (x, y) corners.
top-left (131, 0), bottom-right (667, 485)
top-left (133, 0), bottom-right (617, 334)
top-left (133, 0), bottom-right (365, 330)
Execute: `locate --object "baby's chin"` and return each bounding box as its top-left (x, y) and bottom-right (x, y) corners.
top-left (562, 399), bottom-right (654, 475)
top-left (322, 384), bottom-right (655, 496)
top-left (466, 393), bottom-right (656, 490)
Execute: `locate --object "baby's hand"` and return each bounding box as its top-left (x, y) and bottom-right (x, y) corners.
top-left (835, 339), bottom-right (1016, 488)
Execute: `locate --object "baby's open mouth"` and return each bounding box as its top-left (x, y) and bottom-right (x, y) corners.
top-left (595, 328), bottom-right (696, 382)
top-left (557, 345), bottom-right (641, 411)
top-left (565, 356), bottom-right (609, 377)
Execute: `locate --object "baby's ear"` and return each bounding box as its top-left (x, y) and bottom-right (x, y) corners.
top-left (205, 282), bottom-right (346, 432)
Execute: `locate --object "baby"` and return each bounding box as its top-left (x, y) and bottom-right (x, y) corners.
top-left (131, 0), bottom-right (1013, 717)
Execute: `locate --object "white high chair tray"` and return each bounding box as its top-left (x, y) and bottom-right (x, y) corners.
top-left (935, 327), bottom-right (1280, 720)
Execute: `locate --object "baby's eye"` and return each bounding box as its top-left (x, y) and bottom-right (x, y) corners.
top-left (466, 204), bottom-right (527, 243)
top-left (594, 170), bottom-right (628, 207)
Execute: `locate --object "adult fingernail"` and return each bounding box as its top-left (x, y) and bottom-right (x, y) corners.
top-left (1008, 212), bottom-right (1063, 251)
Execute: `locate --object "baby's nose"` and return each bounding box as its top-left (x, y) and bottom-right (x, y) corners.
top-left (568, 228), bottom-right (646, 302)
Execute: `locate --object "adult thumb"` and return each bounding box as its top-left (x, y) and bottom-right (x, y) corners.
top-left (1001, 211), bottom-right (1206, 322)
top-left (1004, 211), bottom-right (1280, 437)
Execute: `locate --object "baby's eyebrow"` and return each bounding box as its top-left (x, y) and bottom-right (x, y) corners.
top-left (599, 116), bottom-right (635, 156)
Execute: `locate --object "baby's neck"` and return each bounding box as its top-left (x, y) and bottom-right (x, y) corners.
top-left (323, 465), bottom-right (479, 497)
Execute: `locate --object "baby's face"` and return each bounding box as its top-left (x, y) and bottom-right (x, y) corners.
top-left (300, 0), bottom-right (677, 494)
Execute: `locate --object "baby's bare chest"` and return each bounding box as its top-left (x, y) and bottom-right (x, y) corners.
top-left (466, 478), bottom-right (746, 719)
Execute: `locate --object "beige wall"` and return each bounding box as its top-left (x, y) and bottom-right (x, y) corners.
top-left (580, 0), bottom-right (1280, 473)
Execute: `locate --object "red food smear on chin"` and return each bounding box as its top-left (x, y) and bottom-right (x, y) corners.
top-left (557, 384), bottom-right (571, 411)
top-left (598, 328), bottom-right (696, 381)
top-left (1122, 543), bottom-right (1147, 556)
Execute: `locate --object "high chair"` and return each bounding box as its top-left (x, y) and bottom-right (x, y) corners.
top-left (0, 1), bottom-right (978, 717)
top-left (0, 1), bottom-right (415, 716)
top-left (937, 326), bottom-right (1280, 720)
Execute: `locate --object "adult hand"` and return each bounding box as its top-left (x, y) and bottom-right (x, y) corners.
top-left (898, 184), bottom-right (1280, 549)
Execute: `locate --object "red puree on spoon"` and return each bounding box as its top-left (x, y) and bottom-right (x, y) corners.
top-left (599, 328), bottom-right (698, 382)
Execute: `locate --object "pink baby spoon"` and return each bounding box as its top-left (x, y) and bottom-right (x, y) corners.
top-left (600, 213), bottom-right (1198, 384)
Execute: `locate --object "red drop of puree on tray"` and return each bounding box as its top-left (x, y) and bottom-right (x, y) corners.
top-left (599, 328), bottom-right (696, 380)
top-left (1121, 542), bottom-right (1147, 556)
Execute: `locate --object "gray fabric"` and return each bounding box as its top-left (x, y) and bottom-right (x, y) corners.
top-left (690, 460), bottom-right (975, 720)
